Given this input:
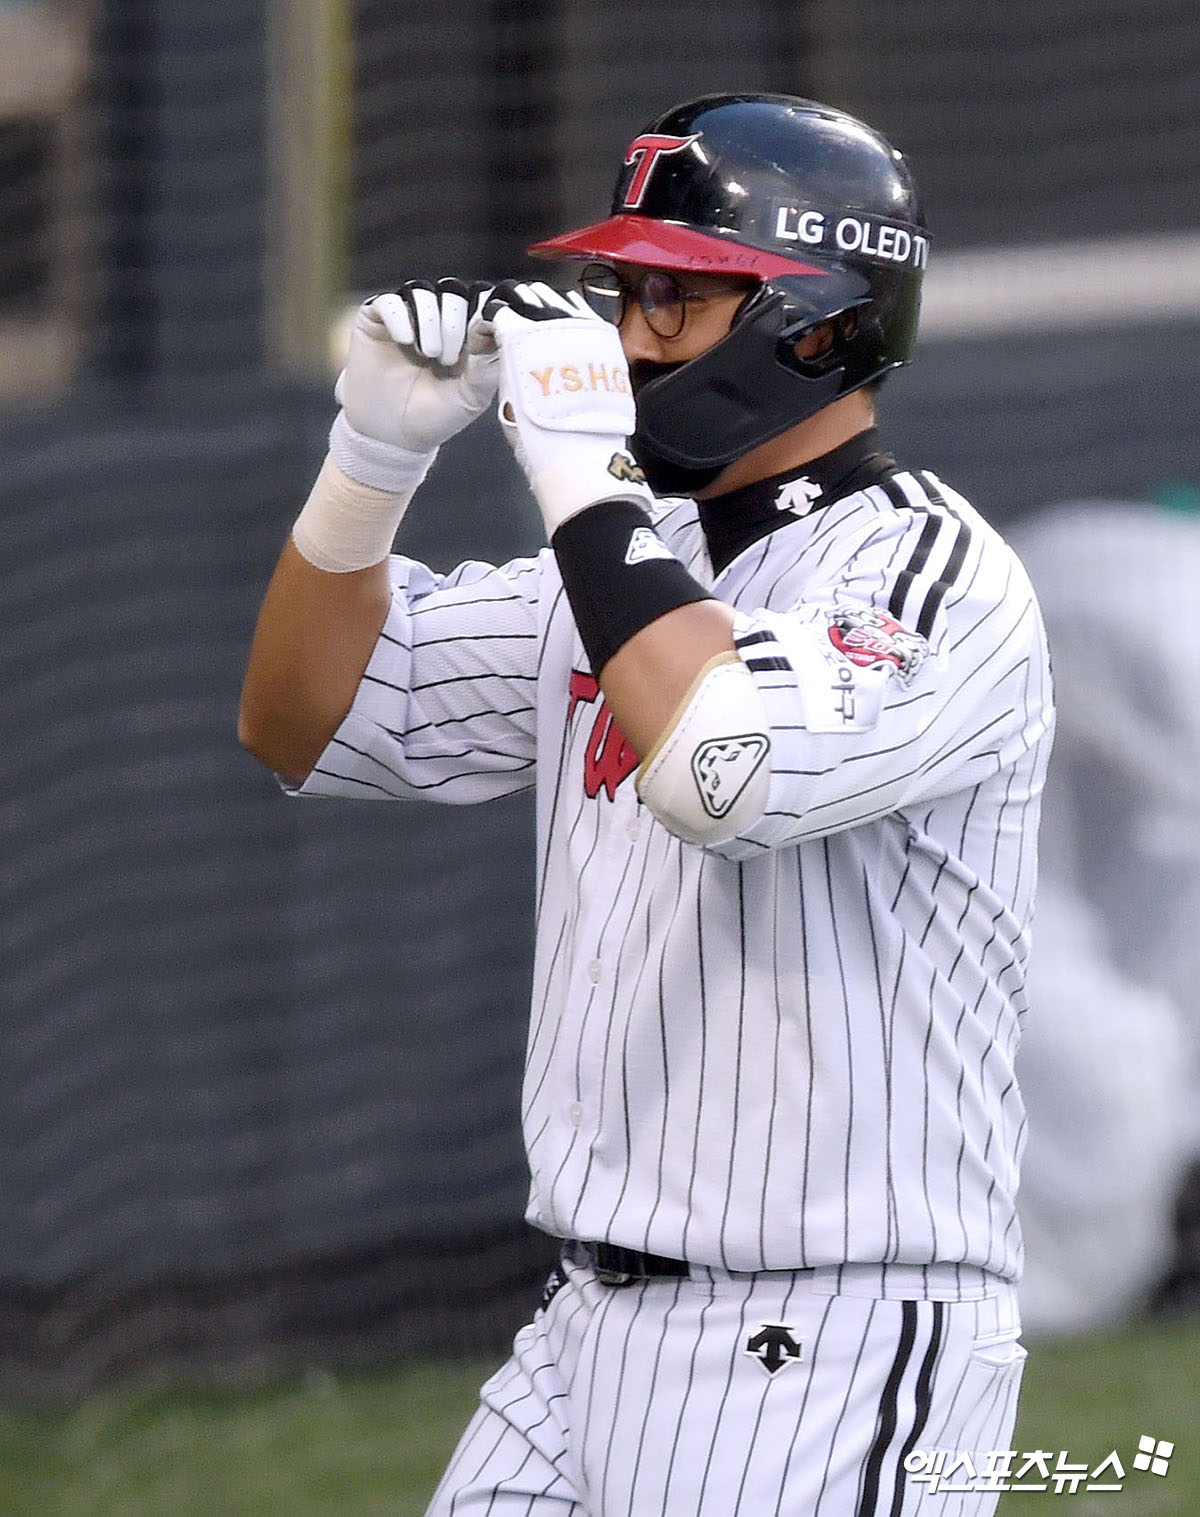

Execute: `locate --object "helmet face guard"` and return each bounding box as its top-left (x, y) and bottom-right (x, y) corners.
top-left (529, 93), bottom-right (928, 493)
top-left (630, 286), bottom-right (846, 478)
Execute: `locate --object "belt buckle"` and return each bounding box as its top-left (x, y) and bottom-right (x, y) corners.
top-left (574, 1241), bottom-right (638, 1287)
top-left (592, 1264), bottom-right (635, 1288)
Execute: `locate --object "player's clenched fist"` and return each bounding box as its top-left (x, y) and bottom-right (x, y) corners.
top-left (482, 280), bottom-right (652, 537)
top-left (336, 278), bottom-right (499, 458)
top-left (293, 279), bottom-right (498, 573)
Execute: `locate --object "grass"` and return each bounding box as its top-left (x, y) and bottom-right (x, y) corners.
top-left (0, 1312), bottom-right (1195, 1515)
top-left (0, 1357), bottom-right (491, 1517)
top-left (999, 1313), bottom-right (1199, 1517)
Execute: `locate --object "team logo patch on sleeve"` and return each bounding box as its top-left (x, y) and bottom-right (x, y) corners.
top-left (828, 607), bottom-right (928, 684)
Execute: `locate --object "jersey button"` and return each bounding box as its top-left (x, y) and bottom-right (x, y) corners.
top-left (626, 819), bottom-right (640, 843)
top-left (587, 959), bottom-right (602, 983)
top-left (568, 1102), bottom-right (583, 1126)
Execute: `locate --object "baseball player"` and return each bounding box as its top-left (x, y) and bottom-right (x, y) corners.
top-left (240, 94), bottom-right (1054, 1515)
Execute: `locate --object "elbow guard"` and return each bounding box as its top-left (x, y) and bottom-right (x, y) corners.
top-left (636, 653), bottom-right (771, 846)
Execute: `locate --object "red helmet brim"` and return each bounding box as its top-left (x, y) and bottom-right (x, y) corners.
top-left (527, 213), bottom-right (829, 281)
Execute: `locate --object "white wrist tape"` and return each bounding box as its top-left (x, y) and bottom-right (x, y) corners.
top-left (637, 653), bottom-right (771, 846)
top-left (291, 454), bottom-right (415, 573)
top-left (328, 409), bottom-right (437, 494)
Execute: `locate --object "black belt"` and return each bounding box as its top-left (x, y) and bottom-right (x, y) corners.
top-left (565, 1239), bottom-right (689, 1286)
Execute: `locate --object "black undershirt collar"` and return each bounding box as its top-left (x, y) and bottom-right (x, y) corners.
top-left (695, 426), bottom-right (898, 576)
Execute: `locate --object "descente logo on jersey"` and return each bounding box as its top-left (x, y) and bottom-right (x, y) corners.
top-left (526, 363), bottom-right (630, 397)
top-left (775, 476), bottom-right (824, 515)
top-left (744, 1322), bottom-right (803, 1377)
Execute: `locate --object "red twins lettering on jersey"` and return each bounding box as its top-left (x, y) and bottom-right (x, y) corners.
top-left (567, 670), bottom-right (638, 800)
top-left (621, 133), bottom-right (701, 208)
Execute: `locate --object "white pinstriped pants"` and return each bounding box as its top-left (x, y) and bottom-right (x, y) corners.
top-left (425, 1254), bottom-right (1025, 1516)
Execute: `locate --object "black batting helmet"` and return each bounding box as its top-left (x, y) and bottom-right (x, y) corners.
top-left (529, 93), bottom-right (928, 494)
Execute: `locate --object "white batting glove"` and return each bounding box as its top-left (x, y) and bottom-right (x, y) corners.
top-left (483, 280), bottom-right (652, 537)
top-left (331, 277), bottom-right (499, 490)
top-left (294, 279), bottom-right (499, 573)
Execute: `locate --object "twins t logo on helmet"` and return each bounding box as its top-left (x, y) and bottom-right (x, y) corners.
top-left (621, 133), bottom-right (700, 208)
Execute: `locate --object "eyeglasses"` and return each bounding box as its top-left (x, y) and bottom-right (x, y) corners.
top-left (579, 262), bottom-right (755, 339)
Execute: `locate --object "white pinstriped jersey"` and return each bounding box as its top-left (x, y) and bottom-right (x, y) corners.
top-left (299, 465), bottom-right (1054, 1284)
